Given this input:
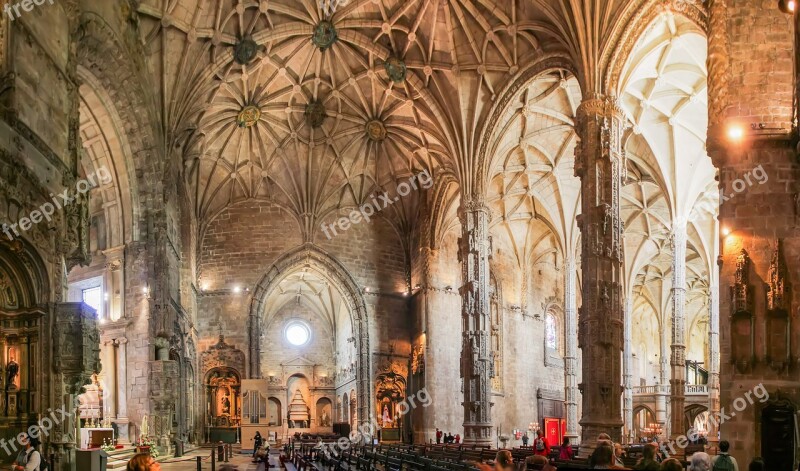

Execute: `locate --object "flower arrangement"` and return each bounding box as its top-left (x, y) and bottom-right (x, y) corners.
top-left (101, 438), bottom-right (116, 452)
top-left (136, 436), bottom-right (160, 458)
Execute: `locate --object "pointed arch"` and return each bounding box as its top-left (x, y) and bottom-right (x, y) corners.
top-left (248, 243), bottom-right (372, 427)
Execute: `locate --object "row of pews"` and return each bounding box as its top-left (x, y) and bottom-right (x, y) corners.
top-left (284, 440), bottom-right (676, 471)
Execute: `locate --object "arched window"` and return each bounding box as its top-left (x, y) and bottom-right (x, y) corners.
top-left (545, 313), bottom-right (557, 350)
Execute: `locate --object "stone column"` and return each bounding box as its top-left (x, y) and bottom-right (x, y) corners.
top-left (658, 324), bottom-right (670, 439)
top-left (563, 255), bottom-right (579, 441)
top-left (707, 265), bottom-right (720, 447)
top-left (574, 98), bottom-right (625, 451)
top-left (458, 201), bottom-right (493, 445)
top-left (623, 298), bottom-right (633, 443)
top-left (115, 338), bottom-right (130, 443)
top-left (669, 222), bottom-right (687, 439)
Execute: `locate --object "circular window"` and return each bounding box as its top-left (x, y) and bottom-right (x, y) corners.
top-left (285, 321), bottom-right (310, 346)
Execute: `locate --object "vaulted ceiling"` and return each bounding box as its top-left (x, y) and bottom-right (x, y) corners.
top-left (132, 1), bottom-right (717, 317)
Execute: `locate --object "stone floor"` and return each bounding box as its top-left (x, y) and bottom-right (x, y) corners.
top-left (156, 448), bottom-right (278, 470)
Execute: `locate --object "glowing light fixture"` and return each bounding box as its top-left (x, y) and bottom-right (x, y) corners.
top-left (779, 0), bottom-right (796, 14)
top-left (722, 227), bottom-right (731, 237)
top-left (233, 286), bottom-right (242, 294)
top-left (727, 124), bottom-right (745, 142)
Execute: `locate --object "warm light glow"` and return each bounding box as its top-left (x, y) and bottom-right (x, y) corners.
top-left (200, 281), bottom-right (209, 291)
top-left (779, 0), bottom-right (796, 13)
top-left (722, 227), bottom-right (731, 236)
top-left (142, 286), bottom-right (149, 295)
top-left (233, 285), bottom-right (242, 294)
top-left (727, 125), bottom-right (744, 141)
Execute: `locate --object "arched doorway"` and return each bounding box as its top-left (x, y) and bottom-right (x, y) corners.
top-left (632, 406), bottom-right (658, 442)
top-left (761, 399), bottom-right (796, 471)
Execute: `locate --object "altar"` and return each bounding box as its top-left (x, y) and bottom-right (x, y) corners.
top-left (80, 428), bottom-right (114, 449)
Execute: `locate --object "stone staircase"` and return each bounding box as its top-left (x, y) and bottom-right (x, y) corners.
top-left (105, 443), bottom-right (202, 469)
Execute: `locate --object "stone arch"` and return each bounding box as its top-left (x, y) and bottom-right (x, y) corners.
top-left (473, 54), bottom-right (579, 200)
top-left (76, 12), bottom-right (162, 232)
top-left (248, 243), bottom-right (372, 427)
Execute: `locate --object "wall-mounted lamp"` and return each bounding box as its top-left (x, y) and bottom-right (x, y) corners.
top-left (726, 124), bottom-right (744, 142)
top-left (233, 285), bottom-right (242, 294)
top-left (779, 0), bottom-right (796, 14)
top-left (722, 226), bottom-right (731, 237)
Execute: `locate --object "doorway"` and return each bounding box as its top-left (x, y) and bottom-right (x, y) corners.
top-left (761, 402), bottom-right (796, 471)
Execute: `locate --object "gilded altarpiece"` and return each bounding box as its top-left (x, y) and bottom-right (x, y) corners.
top-left (201, 335), bottom-right (245, 443)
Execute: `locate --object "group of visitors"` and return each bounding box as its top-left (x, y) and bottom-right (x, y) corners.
top-left (435, 428), bottom-right (461, 444)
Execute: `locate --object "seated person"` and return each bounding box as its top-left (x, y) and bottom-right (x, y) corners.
top-left (526, 455), bottom-right (557, 471)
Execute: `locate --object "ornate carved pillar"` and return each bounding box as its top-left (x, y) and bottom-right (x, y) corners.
top-left (707, 265), bottom-right (720, 447)
top-left (563, 255), bottom-right (579, 440)
top-left (574, 98), bottom-right (625, 451)
top-left (669, 222), bottom-right (687, 439)
top-left (623, 298), bottom-right (633, 443)
top-left (658, 325), bottom-right (670, 439)
top-left (458, 201), bottom-right (493, 445)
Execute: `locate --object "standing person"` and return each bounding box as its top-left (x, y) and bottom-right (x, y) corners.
top-left (711, 440), bottom-right (739, 471)
top-left (521, 433), bottom-right (529, 447)
top-left (533, 429), bottom-right (549, 457)
top-left (126, 452), bottom-right (162, 471)
top-left (253, 431), bottom-right (264, 463)
top-left (558, 438), bottom-right (574, 460)
top-left (436, 428), bottom-right (442, 444)
top-left (455, 434), bottom-right (460, 444)
top-left (12, 433), bottom-right (41, 471)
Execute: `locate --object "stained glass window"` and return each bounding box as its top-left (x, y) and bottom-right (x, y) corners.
top-left (545, 314), bottom-right (557, 349)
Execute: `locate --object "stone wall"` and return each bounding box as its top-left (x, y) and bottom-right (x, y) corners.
top-left (715, 1), bottom-right (799, 466)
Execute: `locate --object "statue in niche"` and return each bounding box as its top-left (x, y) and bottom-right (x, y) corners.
top-left (382, 405), bottom-right (391, 427)
top-left (221, 393), bottom-right (231, 415)
top-left (5, 356), bottom-right (18, 391)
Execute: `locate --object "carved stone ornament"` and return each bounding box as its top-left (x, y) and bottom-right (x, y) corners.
top-left (311, 20), bottom-right (338, 51)
top-left (201, 334), bottom-right (246, 376)
top-left (233, 37), bottom-right (259, 65)
top-left (767, 239), bottom-right (790, 312)
top-left (383, 56), bottom-right (407, 83)
top-left (237, 105), bottom-right (262, 128)
top-left (731, 249), bottom-right (754, 314)
top-left (54, 303), bottom-right (102, 395)
top-left (305, 100), bottom-right (327, 128)
top-left (411, 344), bottom-right (425, 375)
top-left (365, 119), bottom-right (387, 141)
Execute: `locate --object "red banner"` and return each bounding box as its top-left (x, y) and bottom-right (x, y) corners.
top-left (544, 418), bottom-right (560, 446)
